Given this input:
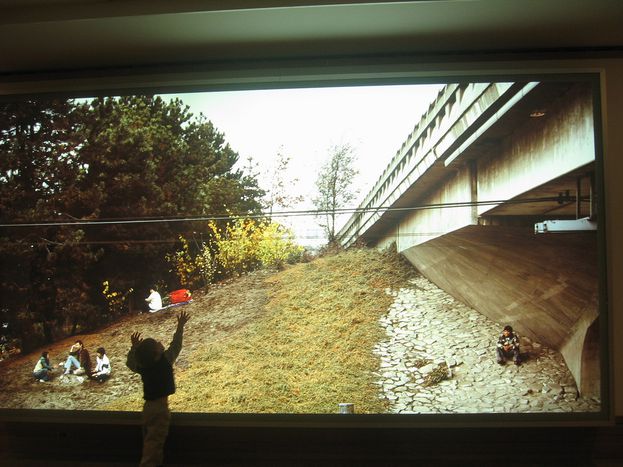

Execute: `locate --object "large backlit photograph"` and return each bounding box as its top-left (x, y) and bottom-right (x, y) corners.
top-left (0, 77), bottom-right (606, 419)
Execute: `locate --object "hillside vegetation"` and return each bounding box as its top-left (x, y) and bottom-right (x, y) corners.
top-left (0, 247), bottom-right (417, 414)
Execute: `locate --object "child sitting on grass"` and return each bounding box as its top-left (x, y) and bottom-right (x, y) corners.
top-left (33, 351), bottom-right (53, 382)
top-left (91, 347), bottom-right (111, 382)
top-left (61, 340), bottom-right (91, 376)
top-left (126, 310), bottom-right (190, 467)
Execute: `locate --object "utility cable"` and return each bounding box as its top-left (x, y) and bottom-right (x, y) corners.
top-left (0, 194), bottom-right (581, 228)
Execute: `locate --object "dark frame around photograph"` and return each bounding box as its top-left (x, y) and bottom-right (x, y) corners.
top-left (0, 67), bottom-right (612, 428)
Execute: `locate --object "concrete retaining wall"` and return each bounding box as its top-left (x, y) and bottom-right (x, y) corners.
top-left (401, 225), bottom-right (600, 397)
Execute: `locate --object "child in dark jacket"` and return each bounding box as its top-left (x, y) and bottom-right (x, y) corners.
top-left (126, 310), bottom-right (189, 467)
top-left (61, 340), bottom-right (91, 376)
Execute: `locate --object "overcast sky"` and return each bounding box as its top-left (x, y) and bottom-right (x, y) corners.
top-left (161, 84), bottom-right (444, 246)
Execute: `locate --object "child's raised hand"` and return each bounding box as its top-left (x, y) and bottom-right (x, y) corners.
top-left (130, 331), bottom-right (142, 347)
top-left (177, 310), bottom-right (190, 327)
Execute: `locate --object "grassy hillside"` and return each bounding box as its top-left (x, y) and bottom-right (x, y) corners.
top-left (0, 247), bottom-right (417, 414)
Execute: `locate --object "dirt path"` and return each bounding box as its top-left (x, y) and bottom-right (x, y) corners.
top-left (0, 271), bottom-right (272, 411)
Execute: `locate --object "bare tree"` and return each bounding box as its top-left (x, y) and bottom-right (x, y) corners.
top-left (313, 143), bottom-right (359, 244)
top-left (265, 147), bottom-right (304, 219)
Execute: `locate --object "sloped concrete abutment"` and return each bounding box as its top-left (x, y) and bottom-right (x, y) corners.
top-left (401, 224), bottom-right (600, 399)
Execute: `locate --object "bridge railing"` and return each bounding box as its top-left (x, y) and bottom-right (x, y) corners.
top-left (337, 81), bottom-right (520, 248)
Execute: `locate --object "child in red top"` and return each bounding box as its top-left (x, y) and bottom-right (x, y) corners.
top-left (169, 289), bottom-right (191, 304)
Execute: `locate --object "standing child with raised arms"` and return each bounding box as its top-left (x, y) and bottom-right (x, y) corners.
top-left (126, 310), bottom-right (190, 467)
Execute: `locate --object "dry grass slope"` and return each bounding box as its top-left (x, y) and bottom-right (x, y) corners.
top-left (1, 247), bottom-right (417, 415)
top-left (171, 247), bottom-right (416, 414)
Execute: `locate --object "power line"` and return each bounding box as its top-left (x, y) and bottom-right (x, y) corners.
top-left (0, 195), bottom-right (577, 228)
top-left (0, 230), bottom-right (456, 246)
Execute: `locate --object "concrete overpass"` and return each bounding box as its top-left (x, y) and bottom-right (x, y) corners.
top-left (338, 80), bottom-right (600, 398)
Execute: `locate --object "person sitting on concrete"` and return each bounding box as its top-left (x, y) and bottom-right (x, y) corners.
top-left (496, 325), bottom-right (521, 366)
top-left (61, 340), bottom-right (92, 376)
top-left (91, 347), bottom-right (111, 383)
top-left (145, 288), bottom-right (163, 313)
top-left (33, 351), bottom-right (53, 382)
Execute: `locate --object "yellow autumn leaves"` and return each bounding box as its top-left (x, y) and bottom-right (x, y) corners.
top-left (168, 219), bottom-right (304, 287)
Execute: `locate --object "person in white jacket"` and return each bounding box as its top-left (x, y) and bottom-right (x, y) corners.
top-left (91, 347), bottom-right (111, 382)
top-left (145, 288), bottom-right (162, 312)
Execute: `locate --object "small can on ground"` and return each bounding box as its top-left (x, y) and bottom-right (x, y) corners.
top-left (338, 403), bottom-right (354, 414)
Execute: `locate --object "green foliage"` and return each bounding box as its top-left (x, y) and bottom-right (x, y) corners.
top-left (208, 219), bottom-right (259, 276)
top-left (166, 220), bottom-right (303, 287)
top-left (166, 235), bottom-right (216, 288)
top-left (101, 280), bottom-right (134, 317)
top-left (0, 99), bottom-right (99, 347)
top-left (207, 219), bottom-right (304, 278)
top-left (194, 245), bottom-right (217, 286)
top-left (255, 221), bottom-right (304, 269)
top-left (0, 96), bottom-right (265, 348)
top-left (166, 236), bottom-right (196, 288)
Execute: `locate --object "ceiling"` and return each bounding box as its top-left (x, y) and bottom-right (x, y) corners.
top-left (1, 0), bottom-right (622, 79)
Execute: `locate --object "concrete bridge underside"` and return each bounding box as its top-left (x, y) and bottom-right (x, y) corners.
top-left (339, 79), bottom-right (602, 398)
top-left (402, 225), bottom-right (599, 399)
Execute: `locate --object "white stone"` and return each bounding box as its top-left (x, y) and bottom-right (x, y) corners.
top-left (376, 274), bottom-right (600, 415)
top-left (418, 364), bottom-right (436, 374)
